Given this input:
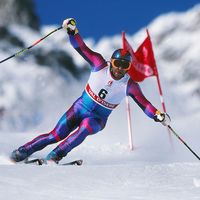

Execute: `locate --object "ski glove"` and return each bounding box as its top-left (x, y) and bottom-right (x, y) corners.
top-left (154, 111), bottom-right (171, 126)
top-left (62, 18), bottom-right (78, 35)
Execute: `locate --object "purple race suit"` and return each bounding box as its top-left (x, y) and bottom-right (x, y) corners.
top-left (21, 33), bottom-right (158, 158)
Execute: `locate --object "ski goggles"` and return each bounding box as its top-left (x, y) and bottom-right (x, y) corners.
top-left (111, 59), bottom-right (131, 70)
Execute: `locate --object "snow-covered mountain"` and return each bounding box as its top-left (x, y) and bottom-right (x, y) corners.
top-left (0, 4), bottom-right (199, 131)
top-left (0, 3), bottom-right (200, 200)
top-left (0, 0), bottom-right (39, 30)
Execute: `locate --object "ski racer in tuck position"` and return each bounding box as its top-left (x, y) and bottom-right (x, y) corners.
top-left (11, 18), bottom-right (171, 164)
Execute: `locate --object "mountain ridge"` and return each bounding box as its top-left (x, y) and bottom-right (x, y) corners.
top-left (0, 4), bottom-right (199, 131)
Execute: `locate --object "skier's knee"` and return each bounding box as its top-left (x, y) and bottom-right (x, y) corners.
top-left (81, 118), bottom-right (105, 135)
top-left (48, 129), bottom-right (62, 143)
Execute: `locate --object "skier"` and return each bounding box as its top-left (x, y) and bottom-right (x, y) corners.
top-left (11, 18), bottom-right (170, 164)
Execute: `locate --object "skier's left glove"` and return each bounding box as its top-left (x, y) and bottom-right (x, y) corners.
top-left (154, 111), bottom-right (171, 126)
top-left (62, 18), bottom-right (78, 35)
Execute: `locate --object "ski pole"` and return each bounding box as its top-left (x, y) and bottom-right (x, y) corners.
top-left (0, 26), bottom-right (62, 64)
top-left (168, 125), bottom-right (200, 161)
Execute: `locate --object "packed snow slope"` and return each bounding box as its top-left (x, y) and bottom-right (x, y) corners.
top-left (0, 4), bottom-right (200, 200)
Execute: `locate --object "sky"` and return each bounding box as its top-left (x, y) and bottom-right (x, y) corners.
top-left (33, 0), bottom-right (199, 41)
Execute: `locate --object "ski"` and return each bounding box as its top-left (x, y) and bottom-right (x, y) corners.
top-left (61, 159), bottom-right (83, 166)
top-left (24, 158), bottom-right (83, 166)
top-left (24, 158), bottom-right (45, 165)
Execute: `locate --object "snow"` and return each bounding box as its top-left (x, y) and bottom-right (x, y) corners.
top-left (0, 4), bottom-right (200, 200)
top-left (0, 161), bottom-right (200, 200)
top-left (0, 108), bottom-right (200, 199)
top-left (1, 124), bottom-right (200, 200)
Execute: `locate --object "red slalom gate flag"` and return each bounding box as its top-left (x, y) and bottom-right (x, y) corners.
top-left (122, 30), bottom-right (157, 82)
top-left (122, 30), bottom-right (173, 147)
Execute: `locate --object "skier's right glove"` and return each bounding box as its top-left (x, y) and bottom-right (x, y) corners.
top-left (62, 18), bottom-right (78, 35)
top-left (154, 111), bottom-right (171, 126)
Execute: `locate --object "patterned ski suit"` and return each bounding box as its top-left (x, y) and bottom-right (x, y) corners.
top-left (21, 33), bottom-right (158, 159)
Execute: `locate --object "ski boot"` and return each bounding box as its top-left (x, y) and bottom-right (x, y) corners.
top-left (10, 146), bottom-right (29, 162)
top-left (45, 151), bottom-right (62, 164)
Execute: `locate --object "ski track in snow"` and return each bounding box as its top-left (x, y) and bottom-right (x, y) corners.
top-left (0, 156), bottom-right (200, 200)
